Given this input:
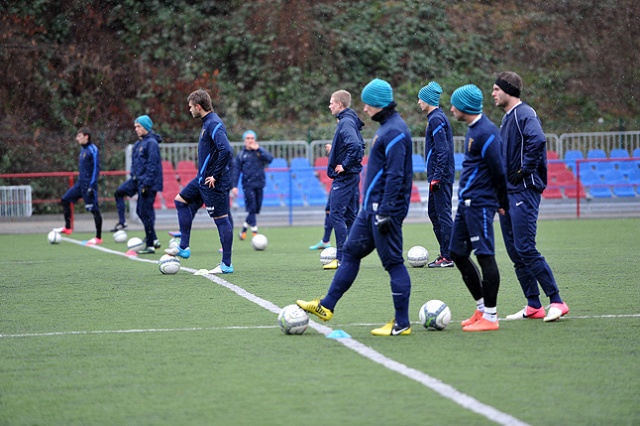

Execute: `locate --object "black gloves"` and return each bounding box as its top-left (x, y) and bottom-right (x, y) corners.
top-left (429, 180), bottom-right (441, 192)
top-left (141, 187), bottom-right (148, 196)
top-left (375, 215), bottom-right (392, 235)
top-left (86, 187), bottom-right (94, 196)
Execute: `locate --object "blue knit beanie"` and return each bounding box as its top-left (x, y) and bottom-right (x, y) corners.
top-left (135, 115), bottom-right (153, 131)
top-left (243, 130), bottom-right (257, 140)
top-left (361, 78), bottom-right (393, 108)
top-left (418, 81), bottom-right (443, 106)
top-left (451, 84), bottom-right (483, 114)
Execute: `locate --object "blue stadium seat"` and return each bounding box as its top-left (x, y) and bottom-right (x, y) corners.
top-left (281, 186), bottom-right (305, 206)
top-left (613, 184), bottom-right (636, 198)
top-left (293, 168), bottom-right (316, 181)
top-left (579, 170), bottom-right (601, 185)
top-left (617, 160), bottom-right (638, 173)
top-left (262, 193), bottom-right (282, 207)
top-left (610, 148), bottom-right (630, 159)
top-left (290, 157), bottom-right (312, 170)
top-left (564, 150), bottom-right (583, 173)
top-left (304, 180), bottom-right (328, 206)
top-left (594, 161), bottom-right (615, 173)
top-left (454, 153), bottom-right (464, 172)
top-left (588, 185), bottom-right (612, 198)
top-left (628, 169), bottom-right (640, 195)
top-left (412, 154), bottom-right (426, 173)
top-left (269, 157), bottom-right (289, 170)
top-left (627, 168), bottom-right (640, 184)
top-left (581, 169), bottom-right (610, 198)
top-left (587, 149), bottom-right (607, 159)
top-left (271, 170), bottom-right (291, 187)
top-left (605, 170), bottom-right (636, 197)
top-left (633, 148), bottom-right (640, 158)
top-left (603, 170), bottom-right (625, 184)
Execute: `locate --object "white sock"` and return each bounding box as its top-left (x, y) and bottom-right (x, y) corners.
top-left (476, 298), bottom-right (485, 313)
top-left (251, 226), bottom-right (258, 233)
top-left (483, 307), bottom-right (498, 322)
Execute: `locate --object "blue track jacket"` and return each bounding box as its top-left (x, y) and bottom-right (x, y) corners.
top-left (327, 108), bottom-right (365, 180)
top-left (131, 131), bottom-right (163, 192)
top-left (362, 109), bottom-right (413, 218)
top-left (458, 114), bottom-right (508, 209)
top-left (197, 112), bottom-right (233, 190)
top-left (232, 147), bottom-right (274, 189)
top-left (499, 102), bottom-right (548, 193)
top-left (425, 107), bottom-right (455, 184)
top-left (78, 142), bottom-right (100, 189)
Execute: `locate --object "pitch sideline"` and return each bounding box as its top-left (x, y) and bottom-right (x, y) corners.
top-left (20, 236), bottom-right (531, 426)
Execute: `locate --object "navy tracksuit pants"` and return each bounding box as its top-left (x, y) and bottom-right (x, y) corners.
top-left (499, 188), bottom-right (560, 300)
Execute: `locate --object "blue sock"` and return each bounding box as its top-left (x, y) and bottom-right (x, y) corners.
top-left (527, 296), bottom-right (543, 309)
top-left (228, 211), bottom-right (234, 230)
top-left (175, 200), bottom-right (193, 248)
top-left (246, 213), bottom-right (256, 227)
top-left (388, 264), bottom-right (411, 327)
top-left (322, 259), bottom-right (360, 311)
top-left (116, 196), bottom-right (126, 225)
top-left (214, 216), bottom-right (233, 266)
top-left (322, 212), bottom-right (332, 243)
top-left (549, 293), bottom-right (563, 304)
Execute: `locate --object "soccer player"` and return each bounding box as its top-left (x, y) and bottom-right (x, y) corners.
top-left (492, 71), bottom-right (570, 322)
top-left (418, 81), bottom-right (455, 268)
top-left (449, 84), bottom-right (509, 332)
top-left (54, 128), bottom-right (103, 245)
top-left (308, 142), bottom-right (334, 251)
top-left (111, 115), bottom-right (163, 254)
top-left (165, 89), bottom-right (235, 274)
top-left (231, 130), bottom-right (273, 241)
top-left (297, 78), bottom-right (414, 336)
top-left (321, 89), bottom-right (365, 270)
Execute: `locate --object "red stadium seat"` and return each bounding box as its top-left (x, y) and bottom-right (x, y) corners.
top-left (410, 184), bottom-right (421, 203)
top-left (176, 160), bottom-right (198, 187)
top-left (542, 187), bottom-right (563, 199)
top-left (546, 150), bottom-right (560, 160)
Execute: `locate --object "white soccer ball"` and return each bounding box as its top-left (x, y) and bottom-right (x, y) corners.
top-left (127, 237), bottom-right (145, 253)
top-left (47, 230), bottom-right (61, 244)
top-left (277, 304), bottom-right (309, 335)
top-left (407, 245), bottom-right (429, 268)
top-left (168, 237), bottom-right (181, 249)
top-left (320, 247), bottom-right (337, 265)
top-left (158, 254), bottom-right (181, 275)
top-left (113, 230), bottom-right (128, 243)
top-left (418, 299), bottom-right (452, 331)
top-left (251, 233), bottom-right (268, 251)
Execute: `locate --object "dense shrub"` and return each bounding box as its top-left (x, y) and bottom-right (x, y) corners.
top-left (0, 0), bottom-right (638, 177)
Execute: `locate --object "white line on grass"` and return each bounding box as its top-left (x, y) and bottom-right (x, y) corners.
top-left (3, 313), bottom-right (638, 339)
top-left (50, 237), bottom-right (531, 426)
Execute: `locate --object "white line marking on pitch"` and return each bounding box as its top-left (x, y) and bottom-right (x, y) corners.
top-left (18, 237), bottom-right (638, 425)
top-left (49, 237), bottom-right (530, 426)
top-left (3, 312), bottom-right (637, 339)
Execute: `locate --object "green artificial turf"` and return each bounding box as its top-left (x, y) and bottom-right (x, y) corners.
top-left (1, 219), bottom-right (639, 425)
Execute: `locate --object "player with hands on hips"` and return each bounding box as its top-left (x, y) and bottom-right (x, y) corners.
top-left (165, 89), bottom-right (235, 274)
top-left (321, 89), bottom-right (365, 270)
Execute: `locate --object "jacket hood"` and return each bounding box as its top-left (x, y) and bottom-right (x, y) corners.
top-left (337, 108), bottom-right (365, 131)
